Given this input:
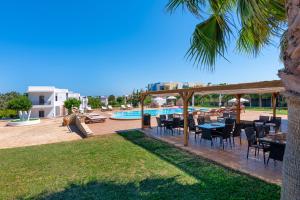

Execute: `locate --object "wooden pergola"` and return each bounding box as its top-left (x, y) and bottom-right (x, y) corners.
top-left (140, 80), bottom-right (285, 146)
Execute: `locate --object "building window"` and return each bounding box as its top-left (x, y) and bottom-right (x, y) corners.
top-left (39, 110), bottom-right (45, 118)
top-left (55, 95), bottom-right (58, 101)
top-left (66, 93), bottom-right (68, 100)
top-left (39, 96), bottom-right (45, 105)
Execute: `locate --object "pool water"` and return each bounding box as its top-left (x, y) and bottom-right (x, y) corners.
top-left (111, 107), bottom-right (208, 120)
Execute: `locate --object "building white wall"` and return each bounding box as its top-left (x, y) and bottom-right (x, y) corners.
top-left (28, 92), bottom-right (54, 106)
top-left (28, 86), bottom-right (81, 118)
top-left (30, 107), bottom-right (55, 118)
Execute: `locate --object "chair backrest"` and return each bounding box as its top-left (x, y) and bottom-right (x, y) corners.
top-left (167, 114), bottom-right (173, 120)
top-left (188, 118), bottom-right (196, 131)
top-left (245, 127), bottom-right (256, 145)
top-left (156, 117), bottom-right (162, 127)
top-left (223, 112), bottom-right (230, 118)
top-left (270, 116), bottom-right (282, 127)
top-left (222, 123), bottom-right (234, 138)
top-left (225, 118), bottom-right (235, 125)
top-left (160, 114), bottom-right (167, 120)
top-left (230, 113), bottom-right (237, 119)
top-left (232, 123), bottom-right (242, 137)
top-left (197, 116), bottom-right (205, 125)
top-left (173, 117), bottom-right (181, 127)
top-left (217, 117), bottom-right (225, 123)
top-left (204, 115), bottom-right (211, 123)
top-left (255, 124), bottom-right (265, 138)
top-left (269, 143), bottom-right (285, 161)
top-left (259, 115), bottom-right (270, 122)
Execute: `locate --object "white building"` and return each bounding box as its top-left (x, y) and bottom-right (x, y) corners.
top-left (27, 86), bottom-right (81, 118)
top-left (100, 96), bottom-right (108, 106)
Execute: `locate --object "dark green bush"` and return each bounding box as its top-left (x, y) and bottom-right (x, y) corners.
top-left (7, 96), bottom-right (32, 111)
top-left (64, 98), bottom-right (81, 114)
top-left (0, 109), bottom-right (18, 119)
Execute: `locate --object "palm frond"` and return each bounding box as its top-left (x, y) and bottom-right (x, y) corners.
top-left (187, 14), bottom-right (232, 70)
top-left (166, 0), bottom-right (205, 16)
top-left (279, 29), bottom-right (288, 62)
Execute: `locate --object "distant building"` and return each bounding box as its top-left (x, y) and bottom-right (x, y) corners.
top-left (147, 82), bottom-right (204, 92)
top-left (27, 86), bottom-right (81, 118)
top-left (100, 96), bottom-right (108, 106)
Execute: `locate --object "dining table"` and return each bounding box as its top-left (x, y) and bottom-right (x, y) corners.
top-left (258, 133), bottom-right (287, 145)
top-left (198, 122), bottom-right (225, 130)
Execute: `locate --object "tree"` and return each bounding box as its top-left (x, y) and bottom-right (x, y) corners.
top-left (0, 92), bottom-right (22, 110)
top-left (88, 96), bottom-right (101, 109)
top-left (116, 96), bottom-right (125, 105)
top-left (108, 95), bottom-right (116, 106)
top-left (7, 96), bottom-right (32, 111)
top-left (64, 98), bottom-right (81, 114)
top-left (167, 1), bottom-right (299, 199)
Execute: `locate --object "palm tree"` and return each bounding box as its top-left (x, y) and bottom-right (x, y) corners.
top-left (166, 0), bottom-right (300, 199)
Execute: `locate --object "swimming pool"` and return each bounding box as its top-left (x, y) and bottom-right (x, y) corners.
top-left (111, 107), bottom-right (209, 120)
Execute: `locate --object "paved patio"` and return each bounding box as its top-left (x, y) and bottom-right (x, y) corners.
top-left (141, 125), bottom-right (285, 185)
top-left (0, 118), bottom-right (81, 149)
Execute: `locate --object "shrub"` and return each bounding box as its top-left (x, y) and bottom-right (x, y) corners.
top-left (0, 109), bottom-right (18, 119)
top-left (0, 92), bottom-right (22, 110)
top-left (64, 98), bottom-right (81, 114)
top-left (88, 97), bottom-right (101, 109)
top-left (7, 96), bottom-right (32, 111)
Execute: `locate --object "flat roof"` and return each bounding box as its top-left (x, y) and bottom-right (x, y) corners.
top-left (143, 80), bottom-right (285, 96)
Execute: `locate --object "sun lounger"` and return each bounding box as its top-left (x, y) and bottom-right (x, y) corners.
top-left (126, 104), bottom-right (132, 110)
top-left (121, 105), bottom-right (127, 110)
top-left (101, 106), bottom-right (108, 111)
top-left (85, 114), bottom-right (107, 124)
top-left (108, 105), bottom-right (113, 111)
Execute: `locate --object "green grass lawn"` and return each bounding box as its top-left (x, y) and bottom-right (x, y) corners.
top-left (0, 131), bottom-right (280, 200)
top-left (245, 107), bottom-right (288, 115)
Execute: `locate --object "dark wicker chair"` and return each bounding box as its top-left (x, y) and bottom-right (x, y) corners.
top-left (215, 123), bottom-right (234, 149)
top-left (270, 117), bottom-right (282, 132)
top-left (172, 117), bottom-right (181, 134)
top-left (245, 127), bottom-right (259, 159)
top-left (188, 118), bottom-right (202, 139)
top-left (197, 116), bottom-right (205, 125)
top-left (156, 117), bottom-right (164, 134)
top-left (267, 143), bottom-right (285, 165)
top-left (167, 114), bottom-right (173, 120)
top-left (259, 115), bottom-right (270, 123)
top-left (232, 123), bottom-right (242, 146)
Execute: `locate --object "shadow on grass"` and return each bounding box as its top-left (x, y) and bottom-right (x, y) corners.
top-left (23, 177), bottom-right (202, 200)
top-left (116, 130), bottom-right (281, 200)
top-left (22, 131), bottom-right (280, 200)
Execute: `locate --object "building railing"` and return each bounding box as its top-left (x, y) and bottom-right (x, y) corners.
top-left (31, 101), bottom-right (52, 106)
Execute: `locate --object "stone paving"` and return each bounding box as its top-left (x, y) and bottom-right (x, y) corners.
top-left (0, 118), bottom-right (81, 149)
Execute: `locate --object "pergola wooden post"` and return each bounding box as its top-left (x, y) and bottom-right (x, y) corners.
top-left (141, 94), bottom-right (146, 129)
top-left (179, 91), bottom-right (194, 146)
top-left (272, 92), bottom-right (278, 118)
top-left (141, 80), bottom-right (284, 146)
top-left (236, 94), bottom-right (242, 124)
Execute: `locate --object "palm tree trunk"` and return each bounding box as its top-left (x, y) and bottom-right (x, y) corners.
top-left (280, 0), bottom-right (300, 199)
top-left (281, 94), bottom-right (300, 200)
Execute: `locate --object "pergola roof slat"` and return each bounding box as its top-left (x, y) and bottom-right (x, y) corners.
top-left (143, 80), bottom-right (284, 96)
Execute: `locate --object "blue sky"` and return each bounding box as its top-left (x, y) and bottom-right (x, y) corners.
top-left (0, 0), bottom-right (282, 96)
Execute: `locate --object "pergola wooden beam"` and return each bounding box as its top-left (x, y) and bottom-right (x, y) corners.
top-left (144, 80), bottom-right (284, 96)
top-left (140, 80), bottom-right (285, 146)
